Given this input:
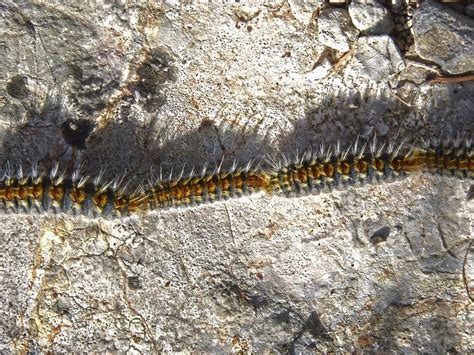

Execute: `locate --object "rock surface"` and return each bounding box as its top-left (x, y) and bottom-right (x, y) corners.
top-left (288, 0), bottom-right (317, 25)
top-left (466, 4), bottom-right (474, 18)
top-left (346, 35), bottom-right (405, 82)
top-left (317, 8), bottom-right (359, 52)
top-left (0, 0), bottom-right (473, 353)
top-left (348, 0), bottom-right (393, 35)
top-left (412, 0), bottom-right (474, 74)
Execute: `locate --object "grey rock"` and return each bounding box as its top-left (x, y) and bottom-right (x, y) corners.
top-left (317, 8), bottom-right (359, 52)
top-left (288, 0), bottom-right (319, 25)
top-left (346, 35), bottom-right (405, 82)
top-left (466, 4), bottom-right (474, 18)
top-left (413, 0), bottom-right (474, 74)
top-left (0, 0), bottom-right (473, 353)
top-left (348, 0), bottom-right (394, 35)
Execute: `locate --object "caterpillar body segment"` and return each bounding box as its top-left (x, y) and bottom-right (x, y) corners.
top-left (420, 139), bottom-right (473, 179)
top-left (0, 166), bottom-right (144, 218)
top-left (266, 141), bottom-right (425, 197)
top-left (145, 165), bottom-right (271, 210)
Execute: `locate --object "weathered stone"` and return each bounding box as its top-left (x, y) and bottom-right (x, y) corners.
top-left (317, 8), bottom-right (359, 52)
top-left (348, 0), bottom-right (394, 35)
top-left (0, 0), bottom-right (473, 353)
top-left (413, 0), bottom-right (474, 74)
top-left (288, 0), bottom-right (320, 25)
top-left (346, 35), bottom-right (405, 82)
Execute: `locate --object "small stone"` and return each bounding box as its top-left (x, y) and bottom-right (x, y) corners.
top-left (348, 0), bottom-right (393, 35)
top-left (288, 0), bottom-right (317, 25)
top-left (317, 8), bottom-right (359, 52)
top-left (413, 0), bottom-right (474, 74)
top-left (346, 35), bottom-right (405, 82)
top-left (232, 6), bottom-right (261, 22)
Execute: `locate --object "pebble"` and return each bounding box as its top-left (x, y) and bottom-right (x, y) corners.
top-left (288, 0), bottom-right (317, 25)
top-left (317, 8), bottom-right (359, 52)
top-left (348, 0), bottom-right (394, 35)
top-left (413, 0), bottom-right (474, 74)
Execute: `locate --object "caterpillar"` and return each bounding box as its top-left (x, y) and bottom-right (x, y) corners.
top-left (146, 161), bottom-right (270, 210)
top-left (0, 163), bottom-right (145, 218)
top-left (0, 138), bottom-right (472, 218)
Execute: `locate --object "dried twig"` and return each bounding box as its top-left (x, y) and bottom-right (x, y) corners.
top-left (331, 48), bottom-right (354, 73)
top-left (429, 74), bottom-right (474, 85)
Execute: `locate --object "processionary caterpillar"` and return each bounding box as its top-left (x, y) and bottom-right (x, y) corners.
top-left (0, 137), bottom-right (472, 218)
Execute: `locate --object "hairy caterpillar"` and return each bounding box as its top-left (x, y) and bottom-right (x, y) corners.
top-left (0, 163), bottom-right (145, 218)
top-left (146, 161), bottom-right (269, 209)
top-left (1, 138), bottom-right (472, 218)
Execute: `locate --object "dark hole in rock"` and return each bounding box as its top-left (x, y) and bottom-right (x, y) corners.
top-left (68, 64), bottom-right (83, 81)
top-left (61, 119), bottom-right (96, 150)
top-left (6, 75), bottom-right (30, 99)
top-left (127, 276), bottom-right (141, 290)
top-left (467, 185), bottom-right (474, 201)
top-left (136, 48), bottom-right (176, 93)
top-left (370, 226), bottom-right (391, 244)
top-left (303, 311), bottom-right (329, 338)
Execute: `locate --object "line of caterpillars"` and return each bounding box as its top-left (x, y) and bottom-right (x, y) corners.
top-left (0, 138), bottom-right (472, 218)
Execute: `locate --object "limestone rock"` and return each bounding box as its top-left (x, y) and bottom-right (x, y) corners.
top-left (288, 0), bottom-right (318, 25)
top-left (347, 35), bottom-right (405, 82)
top-left (317, 8), bottom-right (359, 52)
top-left (413, 0), bottom-right (474, 74)
top-left (348, 0), bottom-right (393, 35)
top-left (0, 0), bottom-right (473, 353)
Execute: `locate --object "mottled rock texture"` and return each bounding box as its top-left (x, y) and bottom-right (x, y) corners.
top-left (317, 8), bottom-right (359, 52)
top-left (288, 0), bottom-right (318, 25)
top-left (348, 0), bottom-right (393, 35)
top-left (413, 0), bottom-right (474, 74)
top-left (0, 0), bottom-right (473, 353)
top-left (346, 35), bottom-right (405, 82)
